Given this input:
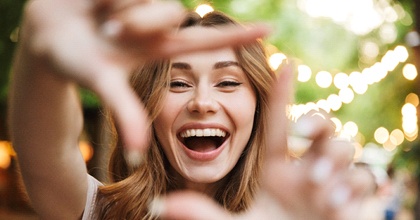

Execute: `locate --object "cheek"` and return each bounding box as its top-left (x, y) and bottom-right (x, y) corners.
top-left (155, 96), bottom-right (183, 128)
top-left (153, 96), bottom-right (182, 146)
top-left (229, 92), bottom-right (257, 127)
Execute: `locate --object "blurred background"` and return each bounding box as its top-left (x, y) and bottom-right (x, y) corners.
top-left (1, 0), bottom-right (420, 219)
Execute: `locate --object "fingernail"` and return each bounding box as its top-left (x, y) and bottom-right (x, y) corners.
top-left (310, 157), bottom-right (333, 184)
top-left (101, 19), bottom-right (122, 38)
top-left (329, 185), bottom-right (351, 208)
top-left (148, 196), bottom-right (166, 218)
top-left (124, 150), bottom-right (143, 168)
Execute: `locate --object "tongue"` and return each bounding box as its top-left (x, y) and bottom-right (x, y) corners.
top-left (185, 137), bottom-right (219, 152)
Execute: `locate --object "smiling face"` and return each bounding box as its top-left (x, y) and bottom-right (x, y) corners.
top-left (153, 35), bottom-right (257, 191)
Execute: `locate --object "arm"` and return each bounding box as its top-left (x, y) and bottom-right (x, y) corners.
top-left (9, 5), bottom-right (87, 219)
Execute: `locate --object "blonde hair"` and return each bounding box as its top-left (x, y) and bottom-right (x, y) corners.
top-left (94, 11), bottom-right (275, 219)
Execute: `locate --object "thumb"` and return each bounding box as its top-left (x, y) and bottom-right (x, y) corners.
top-left (149, 191), bottom-right (232, 220)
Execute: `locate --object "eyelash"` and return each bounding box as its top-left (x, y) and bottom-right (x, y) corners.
top-left (170, 81), bottom-right (191, 88)
top-left (216, 81), bottom-right (242, 87)
top-left (169, 80), bottom-right (242, 89)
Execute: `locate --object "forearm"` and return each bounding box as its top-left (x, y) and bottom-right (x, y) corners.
top-left (8, 38), bottom-right (88, 218)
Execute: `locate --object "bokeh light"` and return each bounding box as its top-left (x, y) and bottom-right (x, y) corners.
top-left (195, 4), bottom-right (214, 17)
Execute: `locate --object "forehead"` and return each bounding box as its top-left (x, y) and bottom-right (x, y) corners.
top-left (171, 47), bottom-right (237, 64)
top-left (172, 26), bottom-right (238, 63)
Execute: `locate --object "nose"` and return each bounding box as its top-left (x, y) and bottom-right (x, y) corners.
top-left (187, 87), bottom-right (220, 114)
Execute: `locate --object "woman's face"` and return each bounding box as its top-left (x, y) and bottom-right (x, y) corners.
top-left (154, 28), bottom-right (257, 188)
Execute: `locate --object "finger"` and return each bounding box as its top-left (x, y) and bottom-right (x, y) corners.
top-left (108, 1), bottom-right (185, 38)
top-left (302, 142), bottom-right (355, 192)
top-left (95, 0), bottom-right (152, 15)
top-left (265, 61), bottom-right (294, 161)
top-left (159, 24), bottom-right (271, 58)
top-left (326, 168), bottom-right (376, 219)
top-left (291, 111), bottom-right (335, 147)
top-left (90, 66), bottom-right (150, 152)
top-left (149, 191), bottom-right (232, 220)
top-left (345, 167), bottom-right (377, 199)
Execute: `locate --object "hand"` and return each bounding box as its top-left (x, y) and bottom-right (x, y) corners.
top-left (20, 0), bottom-right (270, 152)
top-left (152, 63), bottom-right (376, 219)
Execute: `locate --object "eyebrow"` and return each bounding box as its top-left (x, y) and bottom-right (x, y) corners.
top-left (171, 61), bottom-right (240, 70)
top-left (213, 61), bottom-right (240, 69)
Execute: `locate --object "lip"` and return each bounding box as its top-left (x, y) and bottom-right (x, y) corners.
top-left (177, 123), bottom-right (229, 161)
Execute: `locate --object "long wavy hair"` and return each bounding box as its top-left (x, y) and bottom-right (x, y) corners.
top-left (94, 11), bottom-right (276, 219)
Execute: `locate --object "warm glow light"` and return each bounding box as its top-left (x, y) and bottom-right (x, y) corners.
top-left (394, 45), bottom-right (409, 62)
top-left (383, 140), bottom-right (397, 151)
top-left (402, 103), bottom-right (417, 116)
top-left (333, 72), bottom-right (349, 89)
top-left (195, 4), bottom-right (214, 17)
top-left (343, 121), bottom-right (358, 137)
top-left (79, 141), bottom-right (94, 162)
top-left (405, 128), bottom-right (418, 141)
top-left (0, 142), bottom-right (11, 169)
top-left (339, 87), bottom-right (354, 104)
top-left (406, 93), bottom-right (419, 107)
top-left (403, 118), bottom-right (418, 135)
top-left (297, 65), bottom-right (312, 82)
top-left (361, 41), bottom-right (379, 60)
top-left (390, 129), bottom-right (405, 145)
top-left (298, 0), bottom-right (394, 35)
top-left (401, 103), bottom-right (419, 141)
top-left (374, 127), bottom-right (389, 144)
top-left (316, 71), bottom-right (333, 88)
top-left (0, 145), bottom-right (11, 169)
top-left (403, 63), bottom-right (418, 80)
top-left (269, 53), bottom-right (287, 70)
top-left (379, 23), bottom-right (398, 44)
top-left (349, 71), bottom-right (368, 94)
top-left (316, 99), bottom-right (331, 113)
top-left (406, 134), bottom-right (418, 142)
top-left (381, 50), bottom-right (399, 71)
top-left (327, 94), bottom-right (342, 111)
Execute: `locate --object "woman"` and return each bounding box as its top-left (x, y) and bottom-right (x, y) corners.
top-left (9, 0), bottom-right (374, 219)
top-left (94, 11), bottom-right (274, 219)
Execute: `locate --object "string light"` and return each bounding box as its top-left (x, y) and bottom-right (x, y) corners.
top-left (297, 65), bottom-right (312, 82)
top-left (0, 142), bottom-right (11, 169)
top-left (284, 44), bottom-right (416, 148)
top-left (297, 0), bottom-right (404, 36)
top-left (195, 4), bottom-right (214, 17)
top-left (268, 53), bottom-right (287, 70)
top-left (374, 127), bottom-right (389, 144)
top-left (403, 63), bottom-right (418, 80)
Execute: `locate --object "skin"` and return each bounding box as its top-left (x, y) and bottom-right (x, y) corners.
top-left (154, 41), bottom-right (256, 194)
top-left (9, 0), bottom-right (375, 219)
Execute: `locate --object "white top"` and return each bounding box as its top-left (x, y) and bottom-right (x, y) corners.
top-left (82, 175), bottom-right (103, 220)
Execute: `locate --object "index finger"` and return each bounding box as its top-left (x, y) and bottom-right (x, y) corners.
top-left (157, 24), bottom-right (271, 58)
top-left (265, 62), bottom-right (294, 161)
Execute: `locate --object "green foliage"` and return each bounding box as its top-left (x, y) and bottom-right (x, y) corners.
top-left (0, 0), bottom-right (26, 103)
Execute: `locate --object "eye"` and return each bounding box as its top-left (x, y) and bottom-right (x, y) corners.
top-left (216, 80), bottom-right (242, 88)
top-left (170, 81), bottom-right (191, 88)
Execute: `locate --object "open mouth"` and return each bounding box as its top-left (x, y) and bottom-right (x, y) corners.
top-left (178, 128), bottom-right (229, 153)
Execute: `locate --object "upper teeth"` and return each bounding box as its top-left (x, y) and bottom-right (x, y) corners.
top-left (180, 128), bottom-right (226, 138)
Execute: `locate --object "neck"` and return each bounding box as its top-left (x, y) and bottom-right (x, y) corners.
top-left (184, 181), bottom-right (217, 197)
